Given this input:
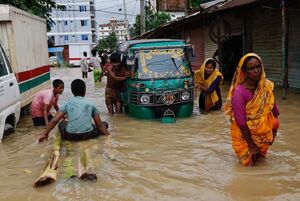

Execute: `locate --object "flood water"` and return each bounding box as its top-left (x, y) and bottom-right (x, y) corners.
top-left (0, 67), bottom-right (300, 201)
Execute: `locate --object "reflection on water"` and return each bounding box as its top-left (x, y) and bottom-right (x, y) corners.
top-left (0, 67), bottom-right (299, 201)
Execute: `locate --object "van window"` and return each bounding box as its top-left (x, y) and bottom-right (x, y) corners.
top-left (1, 47), bottom-right (13, 73)
top-left (0, 49), bottom-right (8, 77)
top-left (135, 48), bottom-right (191, 79)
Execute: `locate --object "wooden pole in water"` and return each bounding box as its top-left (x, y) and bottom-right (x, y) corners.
top-left (34, 130), bottom-right (62, 187)
top-left (281, 0), bottom-right (288, 99)
top-left (77, 142), bottom-right (97, 181)
top-left (140, 0), bottom-right (145, 35)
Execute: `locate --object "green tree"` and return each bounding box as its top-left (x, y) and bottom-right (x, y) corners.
top-left (97, 32), bottom-right (118, 52)
top-left (0, 0), bottom-right (63, 20)
top-left (130, 7), bottom-right (171, 38)
top-left (189, 0), bottom-right (215, 8)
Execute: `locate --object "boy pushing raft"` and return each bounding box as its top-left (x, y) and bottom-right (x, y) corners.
top-left (38, 79), bottom-right (109, 142)
top-left (36, 79), bottom-right (109, 186)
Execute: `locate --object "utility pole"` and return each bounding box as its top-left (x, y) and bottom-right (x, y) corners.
top-left (281, 0), bottom-right (287, 99)
top-left (123, 0), bottom-right (130, 40)
top-left (140, 0), bottom-right (145, 34)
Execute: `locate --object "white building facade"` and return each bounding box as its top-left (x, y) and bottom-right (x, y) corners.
top-left (47, 0), bottom-right (97, 65)
top-left (98, 17), bottom-right (128, 42)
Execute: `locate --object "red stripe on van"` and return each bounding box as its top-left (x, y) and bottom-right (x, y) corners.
top-left (69, 58), bottom-right (90, 61)
top-left (16, 65), bottom-right (50, 83)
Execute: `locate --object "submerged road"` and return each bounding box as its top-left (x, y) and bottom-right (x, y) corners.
top-left (0, 67), bottom-right (299, 201)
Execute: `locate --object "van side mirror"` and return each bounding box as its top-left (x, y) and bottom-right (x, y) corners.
top-left (187, 45), bottom-right (195, 63)
top-left (126, 54), bottom-right (135, 66)
top-left (126, 58), bottom-right (134, 66)
top-left (188, 45), bottom-right (195, 58)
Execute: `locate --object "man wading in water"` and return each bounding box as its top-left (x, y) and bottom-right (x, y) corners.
top-left (105, 52), bottom-right (129, 114)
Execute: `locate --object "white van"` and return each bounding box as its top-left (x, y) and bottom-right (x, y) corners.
top-left (0, 45), bottom-right (21, 141)
top-left (0, 5), bottom-right (50, 141)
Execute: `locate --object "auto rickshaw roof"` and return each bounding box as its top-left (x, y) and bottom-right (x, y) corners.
top-left (117, 39), bottom-right (187, 54)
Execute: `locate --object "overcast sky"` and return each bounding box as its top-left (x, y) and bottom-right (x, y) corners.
top-left (95, 0), bottom-right (140, 25)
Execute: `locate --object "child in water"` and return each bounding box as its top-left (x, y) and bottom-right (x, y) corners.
top-left (39, 79), bottom-right (109, 142)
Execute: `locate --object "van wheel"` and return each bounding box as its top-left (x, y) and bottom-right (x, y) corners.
top-left (5, 115), bottom-right (16, 134)
top-left (4, 123), bottom-right (15, 133)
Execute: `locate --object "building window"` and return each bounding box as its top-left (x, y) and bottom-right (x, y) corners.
top-left (79, 6), bottom-right (87, 12)
top-left (49, 21), bottom-right (55, 28)
top-left (64, 21), bottom-right (68, 26)
top-left (64, 35), bottom-right (69, 41)
top-left (81, 20), bottom-right (88, 26)
top-left (81, 35), bottom-right (88, 40)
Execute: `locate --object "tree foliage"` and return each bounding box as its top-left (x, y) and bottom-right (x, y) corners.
top-left (97, 32), bottom-right (118, 52)
top-left (130, 7), bottom-right (171, 38)
top-left (189, 0), bottom-right (215, 8)
top-left (0, 0), bottom-right (63, 20)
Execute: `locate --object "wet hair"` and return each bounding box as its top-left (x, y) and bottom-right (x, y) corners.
top-left (206, 59), bottom-right (217, 68)
top-left (83, 51), bottom-right (87, 57)
top-left (110, 52), bottom-right (121, 63)
top-left (52, 79), bottom-right (64, 88)
top-left (71, 79), bottom-right (86, 96)
top-left (242, 56), bottom-right (261, 72)
top-left (91, 49), bottom-right (97, 57)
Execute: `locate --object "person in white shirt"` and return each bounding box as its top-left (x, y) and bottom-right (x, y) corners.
top-left (80, 51), bottom-right (89, 78)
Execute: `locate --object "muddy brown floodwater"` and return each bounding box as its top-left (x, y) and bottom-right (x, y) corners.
top-left (0, 67), bottom-right (299, 201)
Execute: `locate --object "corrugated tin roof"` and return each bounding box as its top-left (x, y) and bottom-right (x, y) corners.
top-left (138, 0), bottom-right (228, 38)
top-left (200, 0), bottom-right (226, 9)
top-left (216, 0), bottom-right (258, 11)
top-left (138, 0), bottom-right (260, 39)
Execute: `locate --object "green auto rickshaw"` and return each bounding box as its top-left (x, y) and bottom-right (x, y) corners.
top-left (117, 39), bottom-right (195, 121)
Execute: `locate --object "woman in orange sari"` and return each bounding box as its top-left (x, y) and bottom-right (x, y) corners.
top-left (194, 58), bottom-right (223, 112)
top-left (224, 53), bottom-right (280, 166)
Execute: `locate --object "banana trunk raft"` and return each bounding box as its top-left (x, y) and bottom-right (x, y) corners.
top-left (34, 131), bottom-right (97, 187)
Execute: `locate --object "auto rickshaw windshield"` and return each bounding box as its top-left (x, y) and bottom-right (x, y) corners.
top-left (134, 48), bottom-right (191, 79)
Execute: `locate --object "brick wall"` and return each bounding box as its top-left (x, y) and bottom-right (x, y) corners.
top-left (157, 0), bottom-right (187, 12)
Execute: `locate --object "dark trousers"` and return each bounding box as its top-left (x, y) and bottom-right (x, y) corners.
top-left (58, 120), bottom-right (108, 141)
top-left (198, 93), bottom-right (222, 111)
top-left (32, 115), bottom-right (53, 126)
top-left (82, 71), bottom-right (88, 78)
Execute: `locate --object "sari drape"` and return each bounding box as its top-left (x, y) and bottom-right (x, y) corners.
top-left (224, 53), bottom-right (276, 166)
top-left (194, 59), bottom-right (223, 112)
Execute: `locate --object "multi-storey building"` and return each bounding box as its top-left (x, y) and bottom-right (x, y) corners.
top-left (47, 0), bottom-right (97, 65)
top-left (98, 17), bottom-right (128, 43)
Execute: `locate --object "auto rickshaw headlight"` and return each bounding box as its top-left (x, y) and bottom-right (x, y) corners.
top-left (181, 91), bottom-right (190, 100)
top-left (140, 95), bottom-right (150, 104)
top-left (184, 80), bottom-right (189, 89)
